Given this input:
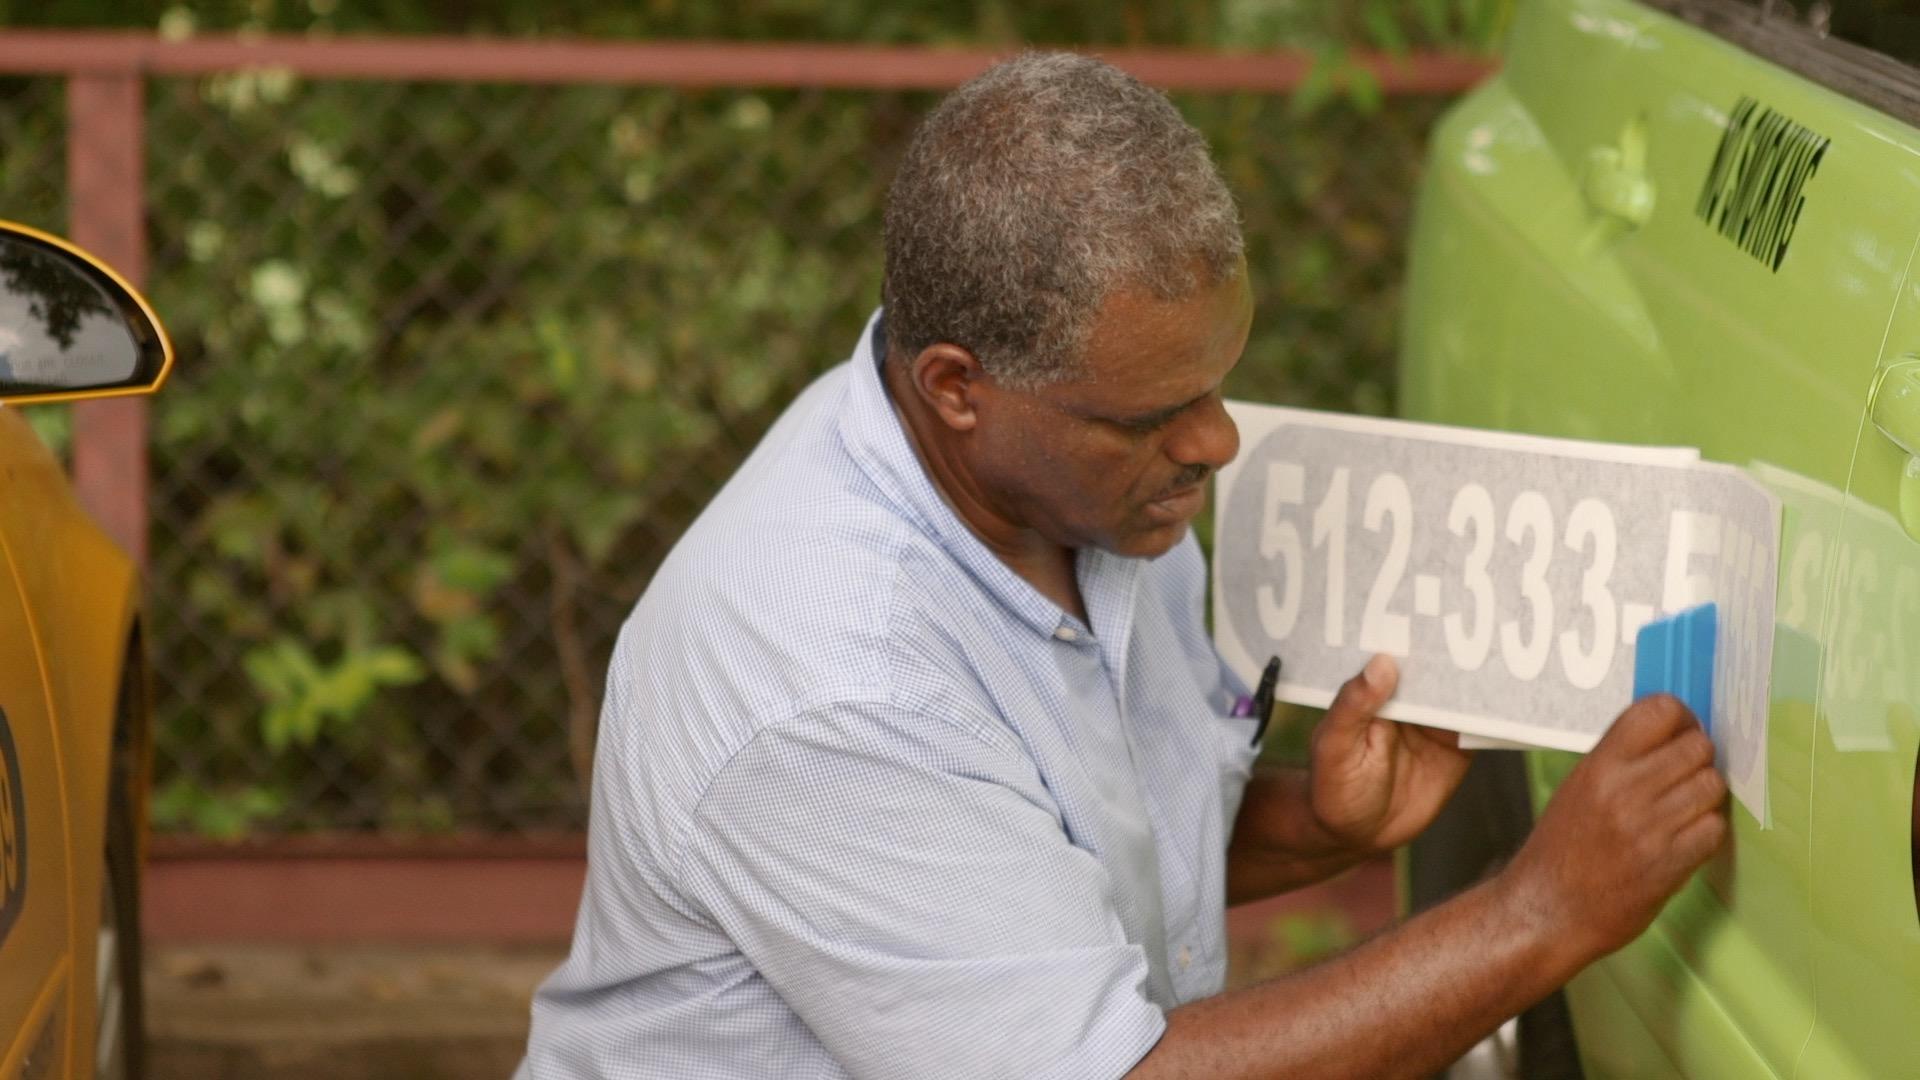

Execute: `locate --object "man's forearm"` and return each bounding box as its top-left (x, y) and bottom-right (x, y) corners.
top-left (1130, 869), bottom-right (1583, 1080)
top-left (1225, 766), bottom-right (1374, 905)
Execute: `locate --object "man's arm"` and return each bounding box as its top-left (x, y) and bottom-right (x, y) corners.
top-left (1224, 765), bottom-right (1372, 904)
top-left (1135, 694), bottom-right (1728, 1080)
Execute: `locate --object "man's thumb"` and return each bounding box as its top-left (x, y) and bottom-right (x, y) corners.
top-left (1325, 654), bottom-right (1398, 731)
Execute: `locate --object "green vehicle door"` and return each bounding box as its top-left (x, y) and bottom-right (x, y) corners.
top-left (1799, 241), bottom-right (1920, 1075)
top-left (1400, 0), bottom-right (1920, 1074)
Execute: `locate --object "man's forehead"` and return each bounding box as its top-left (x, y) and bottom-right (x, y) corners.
top-left (1059, 274), bottom-right (1252, 408)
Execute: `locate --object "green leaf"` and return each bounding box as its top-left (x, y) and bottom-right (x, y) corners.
top-left (22, 405), bottom-right (70, 460)
top-left (572, 492), bottom-right (643, 566)
top-left (1362, 1), bottom-right (1408, 53)
top-left (363, 646), bottom-right (427, 686)
top-left (150, 779), bottom-right (286, 840)
top-left (261, 699), bottom-right (323, 752)
top-left (1289, 47), bottom-right (1341, 117)
top-left (537, 313), bottom-right (581, 394)
top-left (242, 640), bottom-right (299, 700)
top-left (430, 541), bottom-right (515, 593)
top-left (1343, 59), bottom-right (1384, 114)
top-left (204, 495), bottom-right (277, 563)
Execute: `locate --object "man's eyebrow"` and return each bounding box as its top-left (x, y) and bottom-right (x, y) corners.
top-left (1115, 389), bottom-right (1211, 427)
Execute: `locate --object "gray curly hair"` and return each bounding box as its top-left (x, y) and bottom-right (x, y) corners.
top-left (881, 52), bottom-right (1244, 389)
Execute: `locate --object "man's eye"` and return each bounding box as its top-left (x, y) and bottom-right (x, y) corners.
top-left (1116, 411), bottom-right (1176, 434)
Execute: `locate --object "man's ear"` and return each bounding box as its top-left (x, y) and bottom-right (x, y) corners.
top-left (906, 343), bottom-right (986, 433)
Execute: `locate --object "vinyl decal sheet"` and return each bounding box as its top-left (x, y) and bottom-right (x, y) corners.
top-left (1212, 403), bottom-right (1779, 825)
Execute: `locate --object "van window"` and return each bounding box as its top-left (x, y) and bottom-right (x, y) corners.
top-left (1830, 2), bottom-right (1920, 68)
top-left (1642, 0), bottom-right (1920, 126)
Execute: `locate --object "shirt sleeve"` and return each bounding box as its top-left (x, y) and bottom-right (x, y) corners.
top-left (673, 701), bottom-right (1167, 1080)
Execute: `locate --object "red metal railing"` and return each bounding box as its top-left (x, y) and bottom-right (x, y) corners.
top-left (8, 29), bottom-right (1494, 90)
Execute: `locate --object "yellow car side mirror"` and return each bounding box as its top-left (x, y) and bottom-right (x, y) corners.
top-left (0, 220), bottom-right (172, 406)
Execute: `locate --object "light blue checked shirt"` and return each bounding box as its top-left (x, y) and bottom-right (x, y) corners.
top-left (520, 311), bottom-right (1261, 1079)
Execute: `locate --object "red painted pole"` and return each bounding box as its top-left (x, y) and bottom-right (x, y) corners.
top-left (66, 73), bottom-right (150, 569)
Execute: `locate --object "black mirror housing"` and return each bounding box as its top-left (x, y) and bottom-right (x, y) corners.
top-left (0, 221), bottom-right (171, 406)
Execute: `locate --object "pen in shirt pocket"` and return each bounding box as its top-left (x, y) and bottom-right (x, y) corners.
top-left (1229, 655), bottom-right (1282, 747)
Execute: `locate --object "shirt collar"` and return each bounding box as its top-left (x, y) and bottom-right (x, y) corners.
top-left (837, 309), bottom-right (1144, 649)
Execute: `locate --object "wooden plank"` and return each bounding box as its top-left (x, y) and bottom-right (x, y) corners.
top-left (0, 30), bottom-right (1494, 93)
top-left (144, 849), bottom-right (589, 943)
top-left (148, 833), bottom-right (587, 861)
top-left (143, 837), bottom-right (1393, 946)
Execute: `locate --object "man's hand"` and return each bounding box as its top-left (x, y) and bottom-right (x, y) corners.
top-left (1499, 693), bottom-right (1729, 965)
top-left (1308, 654), bottom-right (1474, 855)
top-left (1148, 685), bottom-right (1730, 1080)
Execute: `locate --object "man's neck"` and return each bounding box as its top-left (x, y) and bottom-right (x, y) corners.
top-left (880, 355), bottom-right (1088, 623)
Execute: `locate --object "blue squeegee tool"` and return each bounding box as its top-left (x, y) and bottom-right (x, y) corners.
top-left (1633, 602), bottom-right (1717, 736)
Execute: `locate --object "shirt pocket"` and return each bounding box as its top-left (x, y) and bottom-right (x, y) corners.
top-left (1213, 711), bottom-right (1262, 837)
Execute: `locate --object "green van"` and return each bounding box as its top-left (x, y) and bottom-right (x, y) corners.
top-left (1399, 0), bottom-right (1920, 1075)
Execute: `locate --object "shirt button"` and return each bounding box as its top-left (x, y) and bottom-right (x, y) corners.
top-left (1053, 626), bottom-right (1078, 642)
top-left (1177, 945), bottom-right (1192, 970)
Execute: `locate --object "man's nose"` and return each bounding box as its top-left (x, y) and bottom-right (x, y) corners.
top-left (1168, 395), bottom-right (1239, 471)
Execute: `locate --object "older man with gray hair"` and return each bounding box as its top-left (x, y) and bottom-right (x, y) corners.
top-left (520, 52), bottom-right (1726, 1079)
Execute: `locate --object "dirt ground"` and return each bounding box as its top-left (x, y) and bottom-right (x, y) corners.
top-left (146, 944), bottom-right (561, 1080)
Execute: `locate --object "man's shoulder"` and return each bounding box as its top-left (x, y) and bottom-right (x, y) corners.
top-left (623, 507), bottom-right (984, 726)
top-left (594, 527), bottom-right (1018, 883)
top-left (601, 378), bottom-right (1007, 783)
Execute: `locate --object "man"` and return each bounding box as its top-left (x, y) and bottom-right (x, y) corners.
top-left (520, 52), bottom-right (1726, 1079)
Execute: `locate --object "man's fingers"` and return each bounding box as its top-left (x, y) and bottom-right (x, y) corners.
top-left (1670, 807), bottom-right (1730, 869)
top-left (1314, 654), bottom-right (1397, 761)
top-left (1325, 654), bottom-right (1397, 723)
top-left (1653, 762), bottom-right (1728, 826)
top-left (1637, 727), bottom-right (1717, 794)
top-left (1596, 694), bottom-right (1698, 760)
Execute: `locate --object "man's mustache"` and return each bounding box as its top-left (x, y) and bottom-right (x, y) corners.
top-left (1158, 465), bottom-right (1212, 496)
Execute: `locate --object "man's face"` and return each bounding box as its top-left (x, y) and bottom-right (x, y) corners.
top-left (973, 261), bottom-right (1254, 559)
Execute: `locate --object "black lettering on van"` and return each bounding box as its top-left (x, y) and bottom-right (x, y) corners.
top-left (1696, 95), bottom-right (1830, 272)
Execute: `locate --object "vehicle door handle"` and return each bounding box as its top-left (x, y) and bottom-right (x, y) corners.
top-left (1869, 358), bottom-right (1920, 457)
top-left (1868, 357), bottom-right (1920, 542)
top-left (1584, 120), bottom-right (1654, 228)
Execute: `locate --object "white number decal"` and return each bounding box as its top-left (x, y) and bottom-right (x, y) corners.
top-left (1312, 467), bottom-right (1351, 647)
top-left (1359, 472), bottom-right (1413, 655)
top-left (1557, 497), bottom-right (1617, 689)
top-left (1831, 546), bottom-right (1878, 703)
top-left (1500, 491), bottom-right (1555, 681)
top-left (1846, 548), bottom-right (1880, 703)
top-left (1718, 521), bottom-right (1754, 730)
top-left (1662, 510), bottom-right (1721, 612)
top-left (1778, 529), bottom-right (1825, 632)
top-left (1256, 462), bottom-right (1306, 640)
top-left (1443, 484), bottom-right (1496, 671)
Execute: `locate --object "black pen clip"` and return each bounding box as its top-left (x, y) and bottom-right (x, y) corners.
top-left (1250, 655), bottom-right (1282, 747)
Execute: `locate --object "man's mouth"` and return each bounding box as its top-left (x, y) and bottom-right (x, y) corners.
top-left (1143, 482), bottom-right (1206, 524)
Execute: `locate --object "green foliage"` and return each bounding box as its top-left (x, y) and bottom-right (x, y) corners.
top-left (21, 404), bottom-right (70, 460)
top-left (1225, 905), bottom-right (1360, 984)
top-left (245, 637), bottom-right (424, 752)
top-left (1272, 908), bottom-right (1357, 965)
top-left (149, 776), bottom-right (286, 839)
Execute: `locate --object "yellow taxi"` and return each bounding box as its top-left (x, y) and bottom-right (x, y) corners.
top-left (0, 221), bottom-right (171, 1080)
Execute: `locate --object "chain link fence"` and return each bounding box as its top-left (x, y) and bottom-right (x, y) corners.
top-left (0, 65), bottom-right (1453, 836)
